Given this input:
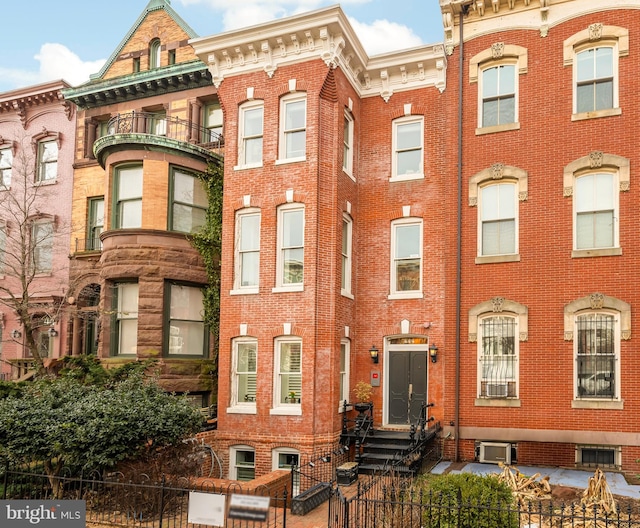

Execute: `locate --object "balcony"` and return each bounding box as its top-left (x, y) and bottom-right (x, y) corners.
top-left (93, 111), bottom-right (223, 167)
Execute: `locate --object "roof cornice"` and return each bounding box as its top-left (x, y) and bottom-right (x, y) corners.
top-left (0, 80), bottom-right (73, 124)
top-left (191, 5), bottom-right (447, 101)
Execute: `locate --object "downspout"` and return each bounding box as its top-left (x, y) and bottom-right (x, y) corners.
top-left (454, 2), bottom-right (469, 463)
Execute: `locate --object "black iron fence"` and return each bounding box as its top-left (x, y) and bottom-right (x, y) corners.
top-left (2, 466), bottom-right (288, 528)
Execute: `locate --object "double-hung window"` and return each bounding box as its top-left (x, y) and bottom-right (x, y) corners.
top-left (203, 103), bottom-right (223, 143)
top-left (230, 338), bottom-right (257, 409)
top-left (32, 220), bottom-right (54, 273)
top-left (274, 339), bottom-right (302, 410)
top-left (390, 218), bottom-right (422, 296)
top-left (343, 111), bottom-right (354, 176)
top-left (0, 147), bottom-right (12, 187)
top-left (276, 205), bottom-right (304, 289)
top-left (37, 140), bottom-right (58, 182)
top-left (341, 215), bottom-right (353, 296)
top-left (574, 173), bottom-right (616, 250)
top-left (392, 116), bottom-right (423, 180)
top-left (479, 183), bottom-right (516, 256)
top-left (114, 165), bottom-right (143, 228)
top-left (238, 101), bottom-right (263, 167)
top-left (339, 340), bottom-right (350, 409)
top-left (230, 446), bottom-right (255, 481)
top-left (564, 25), bottom-right (627, 120)
top-left (481, 65), bottom-right (515, 127)
top-left (170, 168), bottom-right (207, 233)
top-left (87, 197), bottom-right (104, 251)
top-left (576, 313), bottom-right (616, 399)
top-left (279, 94), bottom-right (306, 161)
top-left (234, 209), bottom-right (260, 292)
top-left (479, 316), bottom-right (517, 398)
top-left (165, 283), bottom-right (206, 356)
top-left (113, 282), bottom-right (138, 356)
top-left (576, 47), bottom-right (614, 113)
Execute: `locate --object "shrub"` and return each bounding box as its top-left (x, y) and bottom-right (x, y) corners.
top-left (423, 473), bottom-right (518, 528)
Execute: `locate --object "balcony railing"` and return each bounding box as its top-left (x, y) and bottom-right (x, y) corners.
top-left (75, 238), bottom-right (102, 253)
top-left (105, 111), bottom-right (224, 149)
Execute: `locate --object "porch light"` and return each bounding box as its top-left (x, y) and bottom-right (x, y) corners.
top-left (48, 328), bottom-right (58, 337)
top-left (11, 329), bottom-right (21, 339)
top-left (369, 345), bottom-right (379, 364)
top-left (429, 344), bottom-right (438, 363)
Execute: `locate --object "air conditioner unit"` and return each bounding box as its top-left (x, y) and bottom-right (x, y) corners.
top-left (486, 383), bottom-right (508, 397)
top-left (479, 442), bottom-right (511, 464)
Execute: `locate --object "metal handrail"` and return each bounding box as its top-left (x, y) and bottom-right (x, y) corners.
top-left (105, 111), bottom-right (224, 149)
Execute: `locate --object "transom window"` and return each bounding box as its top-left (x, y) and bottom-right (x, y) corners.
top-left (165, 283), bottom-right (206, 356)
top-left (280, 94), bottom-right (306, 161)
top-left (576, 47), bottom-right (613, 113)
top-left (231, 338), bottom-right (257, 406)
top-left (170, 168), bottom-right (207, 233)
top-left (239, 101), bottom-right (263, 167)
top-left (37, 140), bottom-right (58, 182)
top-left (390, 218), bottom-right (422, 296)
top-left (576, 313), bottom-right (616, 399)
top-left (392, 116), bottom-right (423, 180)
top-left (479, 316), bottom-right (517, 398)
top-left (481, 65), bottom-right (515, 127)
top-left (0, 147), bottom-right (12, 187)
top-left (114, 165), bottom-right (143, 229)
top-left (574, 173), bottom-right (616, 250)
top-left (480, 183), bottom-right (516, 256)
top-left (234, 209), bottom-right (260, 291)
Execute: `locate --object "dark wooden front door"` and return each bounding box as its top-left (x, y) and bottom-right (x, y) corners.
top-left (388, 350), bottom-right (427, 425)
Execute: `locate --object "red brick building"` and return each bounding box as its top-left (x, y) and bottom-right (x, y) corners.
top-left (193, 0), bottom-right (640, 478)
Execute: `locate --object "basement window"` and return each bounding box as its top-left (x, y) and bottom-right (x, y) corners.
top-left (576, 445), bottom-right (619, 469)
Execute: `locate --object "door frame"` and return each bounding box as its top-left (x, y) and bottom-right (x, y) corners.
top-left (382, 338), bottom-right (430, 427)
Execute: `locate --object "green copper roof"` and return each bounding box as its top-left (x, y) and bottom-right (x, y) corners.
top-left (89, 0), bottom-right (199, 82)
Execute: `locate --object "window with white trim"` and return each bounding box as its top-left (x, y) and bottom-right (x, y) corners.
top-left (165, 283), bottom-right (206, 356)
top-left (230, 446), bottom-right (255, 481)
top-left (479, 182), bottom-right (517, 256)
top-left (480, 64), bottom-right (516, 127)
top-left (574, 172), bottom-right (617, 250)
top-left (279, 94), bottom-right (306, 161)
top-left (390, 218), bottom-right (422, 296)
top-left (272, 449), bottom-right (300, 495)
top-left (575, 312), bottom-right (617, 399)
top-left (238, 101), bottom-right (263, 167)
top-left (0, 147), bottom-right (12, 187)
top-left (203, 103), bottom-right (223, 143)
top-left (234, 209), bottom-right (260, 292)
top-left (231, 338), bottom-right (257, 407)
top-left (37, 140), bottom-right (58, 182)
top-left (274, 338), bottom-right (302, 407)
top-left (276, 204), bottom-right (304, 288)
top-left (341, 215), bottom-right (352, 296)
top-left (150, 39), bottom-right (161, 69)
top-left (478, 316), bottom-right (517, 398)
top-left (113, 282), bottom-right (138, 356)
top-left (170, 167), bottom-right (207, 233)
top-left (564, 25), bottom-right (627, 120)
top-left (576, 445), bottom-right (619, 469)
top-left (31, 219), bottom-right (54, 273)
top-left (343, 111), bottom-right (353, 176)
top-left (392, 116), bottom-right (423, 180)
top-left (339, 340), bottom-right (350, 409)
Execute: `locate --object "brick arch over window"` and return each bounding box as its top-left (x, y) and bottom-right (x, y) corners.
top-left (31, 129), bottom-right (61, 154)
top-left (468, 297), bottom-right (528, 342)
top-left (468, 163), bottom-right (528, 207)
top-left (564, 293), bottom-right (630, 341)
top-left (563, 152), bottom-right (629, 196)
top-left (469, 43), bottom-right (528, 84)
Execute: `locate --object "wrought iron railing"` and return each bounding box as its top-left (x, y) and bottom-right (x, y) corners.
top-left (105, 111), bottom-right (224, 149)
top-left (75, 238), bottom-right (102, 253)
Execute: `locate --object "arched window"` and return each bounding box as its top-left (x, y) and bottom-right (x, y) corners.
top-left (149, 39), bottom-right (161, 69)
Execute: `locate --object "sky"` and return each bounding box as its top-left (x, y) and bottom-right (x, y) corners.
top-left (0, 0), bottom-right (444, 93)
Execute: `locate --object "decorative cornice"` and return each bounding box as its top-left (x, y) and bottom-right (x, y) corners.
top-left (0, 80), bottom-right (72, 128)
top-left (191, 5), bottom-right (447, 100)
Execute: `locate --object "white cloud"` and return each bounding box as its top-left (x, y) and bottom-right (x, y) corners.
top-left (34, 43), bottom-right (105, 87)
top-left (348, 18), bottom-right (424, 56)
